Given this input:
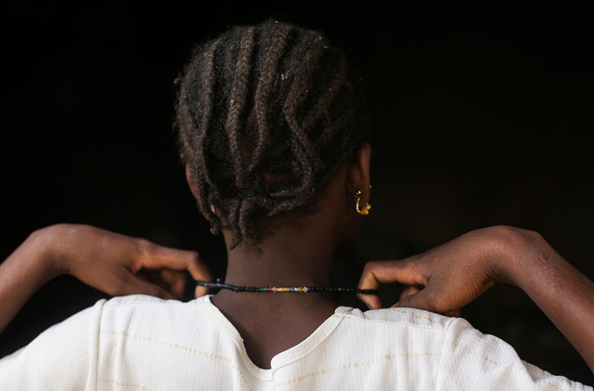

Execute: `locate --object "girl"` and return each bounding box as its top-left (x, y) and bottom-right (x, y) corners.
top-left (1, 18), bottom-right (592, 390)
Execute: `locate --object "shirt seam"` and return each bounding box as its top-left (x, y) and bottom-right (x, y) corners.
top-left (434, 316), bottom-right (458, 390)
top-left (337, 312), bottom-right (450, 330)
top-left (88, 299), bottom-right (106, 391)
top-left (104, 301), bottom-right (187, 307)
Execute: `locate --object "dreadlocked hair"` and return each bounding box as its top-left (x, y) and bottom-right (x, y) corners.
top-left (174, 19), bottom-right (371, 251)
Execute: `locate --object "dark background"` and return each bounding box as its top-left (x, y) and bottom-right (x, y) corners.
top-left (2, 2), bottom-right (593, 384)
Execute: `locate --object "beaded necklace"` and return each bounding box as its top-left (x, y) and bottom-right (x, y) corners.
top-left (196, 280), bottom-right (378, 295)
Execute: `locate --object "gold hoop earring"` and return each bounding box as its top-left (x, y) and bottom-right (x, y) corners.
top-left (355, 189), bottom-right (371, 215)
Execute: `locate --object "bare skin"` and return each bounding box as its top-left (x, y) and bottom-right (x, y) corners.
top-left (197, 143), bottom-right (372, 369)
top-left (0, 224), bottom-right (212, 336)
top-left (358, 226), bottom-right (594, 375)
top-left (1, 141), bottom-right (593, 376)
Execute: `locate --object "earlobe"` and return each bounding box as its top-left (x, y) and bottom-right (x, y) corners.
top-left (358, 142), bottom-right (372, 184)
top-left (356, 142), bottom-right (372, 208)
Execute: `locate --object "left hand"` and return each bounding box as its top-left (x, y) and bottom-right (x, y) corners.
top-left (39, 224), bottom-right (212, 300)
top-left (357, 227), bottom-right (510, 315)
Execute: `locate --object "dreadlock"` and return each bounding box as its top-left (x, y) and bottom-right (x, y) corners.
top-left (174, 19), bottom-right (371, 250)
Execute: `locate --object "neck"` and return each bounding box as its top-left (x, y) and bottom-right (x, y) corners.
top-left (211, 215), bottom-right (341, 310)
top-left (224, 233), bottom-right (335, 288)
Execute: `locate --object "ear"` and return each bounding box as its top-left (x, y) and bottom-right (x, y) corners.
top-left (185, 165), bottom-right (200, 201)
top-left (186, 165), bottom-right (217, 215)
top-left (346, 142), bottom-right (372, 205)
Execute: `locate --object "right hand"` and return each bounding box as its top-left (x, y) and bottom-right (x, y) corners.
top-left (357, 226), bottom-right (530, 314)
top-left (37, 224), bottom-right (212, 300)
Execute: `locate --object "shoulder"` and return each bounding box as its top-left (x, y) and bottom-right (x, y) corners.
top-left (100, 294), bottom-right (213, 328)
top-left (102, 294), bottom-right (211, 313)
top-left (0, 298), bottom-right (106, 388)
top-left (103, 293), bottom-right (186, 307)
top-left (328, 306), bottom-right (458, 357)
top-left (435, 317), bottom-right (594, 390)
top-left (335, 305), bottom-right (457, 331)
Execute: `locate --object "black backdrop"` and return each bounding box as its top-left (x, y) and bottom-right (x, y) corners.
top-left (2, 2), bottom-right (593, 384)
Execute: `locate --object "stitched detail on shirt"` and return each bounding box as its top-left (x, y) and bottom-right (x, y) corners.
top-left (271, 352), bottom-right (442, 389)
top-left (394, 310), bottom-right (440, 323)
top-left (98, 378), bottom-right (157, 391)
top-left (434, 316), bottom-right (457, 387)
top-left (75, 318), bottom-right (90, 326)
top-left (536, 381), bottom-right (576, 391)
top-left (338, 312), bottom-right (449, 330)
top-left (482, 354), bottom-right (529, 372)
top-left (30, 340), bottom-right (51, 353)
top-left (92, 299), bottom-right (106, 391)
top-left (104, 301), bottom-right (188, 307)
top-left (100, 329), bottom-right (253, 391)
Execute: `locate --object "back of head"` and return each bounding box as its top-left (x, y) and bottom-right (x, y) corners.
top-left (175, 18), bottom-right (371, 250)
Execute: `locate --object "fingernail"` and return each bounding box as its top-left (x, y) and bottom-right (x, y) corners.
top-left (195, 285), bottom-right (208, 298)
top-left (369, 299), bottom-right (382, 310)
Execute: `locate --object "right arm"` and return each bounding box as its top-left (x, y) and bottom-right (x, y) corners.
top-left (1, 224), bottom-right (211, 389)
top-left (358, 225), bottom-right (594, 375)
top-left (0, 223), bottom-right (212, 337)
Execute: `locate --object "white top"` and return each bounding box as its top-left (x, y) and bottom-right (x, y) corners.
top-left (0, 294), bottom-right (591, 390)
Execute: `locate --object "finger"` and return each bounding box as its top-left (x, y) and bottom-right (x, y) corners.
top-left (136, 268), bottom-right (161, 282)
top-left (444, 309), bottom-right (462, 317)
top-left (157, 269), bottom-right (188, 300)
top-left (399, 285), bottom-right (422, 301)
top-left (357, 262), bottom-right (382, 309)
top-left (114, 270), bottom-right (177, 300)
top-left (391, 286), bottom-right (439, 313)
top-left (195, 284), bottom-right (209, 299)
top-left (138, 242), bottom-right (213, 283)
top-left (358, 259), bottom-right (427, 310)
top-left (135, 272), bottom-right (152, 283)
top-left (137, 266), bottom-right (191, 300)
